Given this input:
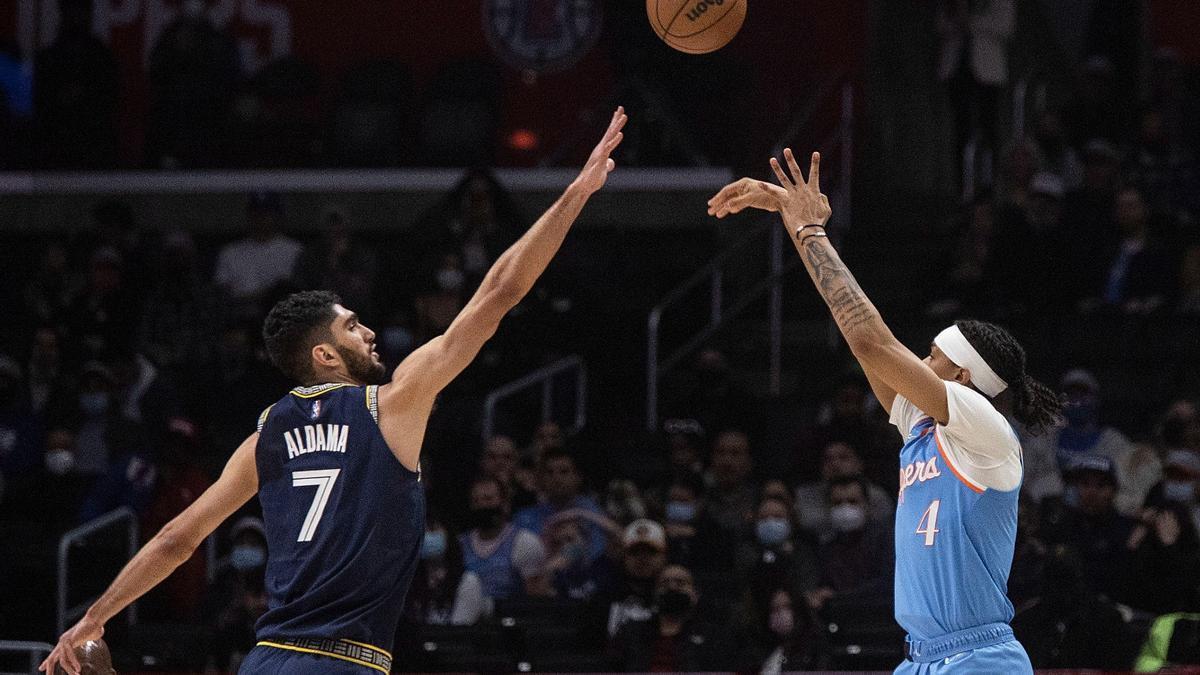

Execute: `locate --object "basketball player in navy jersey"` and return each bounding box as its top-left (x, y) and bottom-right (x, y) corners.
top-left (41, 107), bottom-right (627, 675)
top-left (708, 150), bottom-right (1061, 673)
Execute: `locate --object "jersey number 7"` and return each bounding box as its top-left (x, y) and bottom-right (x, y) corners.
top-left (293, 469), bottom-right (341, 542)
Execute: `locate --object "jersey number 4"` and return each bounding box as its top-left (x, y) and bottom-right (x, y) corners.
top-left (916, 499), bottom-right (941, 546)
top-left (292, 469), bottom-right (341, 542)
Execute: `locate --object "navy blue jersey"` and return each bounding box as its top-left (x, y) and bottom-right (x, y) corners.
top-left (253, 383), bottom-right (424, 655)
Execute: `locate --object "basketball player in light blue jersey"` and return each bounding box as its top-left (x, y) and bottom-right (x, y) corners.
top-left (708, 150), bottom-right (1062, 673)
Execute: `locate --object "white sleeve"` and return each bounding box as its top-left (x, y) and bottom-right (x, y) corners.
top-left (939, 381), bottom-right (1022, 491)
top-left (511, 529), bottom-right (547, 580)
top-left (889, 394), bottom-right (924, 438)
top-left (451, 572), bottom-right (488, 625)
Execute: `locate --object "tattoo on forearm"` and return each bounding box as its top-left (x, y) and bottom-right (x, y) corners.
top-left (800, 238), bottom-right (879, 332)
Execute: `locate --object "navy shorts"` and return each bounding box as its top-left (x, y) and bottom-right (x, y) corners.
top-left (239, 644), bottom-right (385, 674)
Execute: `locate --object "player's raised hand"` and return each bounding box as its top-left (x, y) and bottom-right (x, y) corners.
top-left (40, 616), bottom-right (104, 674)
top-left (769, 149), bottom-right (832, 227)
top-left (574, 106), bottom-right (627, 195)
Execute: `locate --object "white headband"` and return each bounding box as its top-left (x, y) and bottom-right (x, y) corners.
top-left (933, 325), bottom-right (1009, 397)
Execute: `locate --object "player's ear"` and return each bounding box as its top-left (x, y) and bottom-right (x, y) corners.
top-left (312, 343), bottom-right (340, 368)
top-left (956, 367), bottom-right (972, 387)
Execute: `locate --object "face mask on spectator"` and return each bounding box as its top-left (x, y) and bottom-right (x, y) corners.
top-left (436, 268), bottom-right (465, 292)
top-left (421, 530), bottom-right (447, 560)
top-left (1164, 480), bottom-right (1195, 503)
top-left (231, 545), bottom-right (266, 571)
top-left (830, 503), bottom-right (866, 533)
top-left (755, 517), bottom-right (791, 546)
top-left (45, 449), bottom-right (75, 476)
top-left (666, 501), bottom-right (696, 523)
top-left (1062, 398), bottom-right (1098, 427)
top-left (769, 608), bottom-right (795, 637)
top-left (656, 589), bottom-right (694, 616)
top-left (79, 392), bottom-right (109, 416)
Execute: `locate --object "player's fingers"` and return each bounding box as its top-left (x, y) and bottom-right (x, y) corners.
top-left (769, 157), bottom-right (791, 187)
top-left (706, 181), bottom-right (742, 208)
top-left (604, 131), bottom-right (623, 153)
top-left (784, 148), bottom-right (805, 187)
top-left (37, 653), bottom-right (51, 673)
top-left (808, 151), bottom-right (821, 192)
top-left (606, 158), bottom-right (615, 172)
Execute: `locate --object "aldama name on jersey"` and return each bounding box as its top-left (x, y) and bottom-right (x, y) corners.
top-left (284, 424), bottom-right (350, 459)
top-left (897, 455), bottom-right (943, 504)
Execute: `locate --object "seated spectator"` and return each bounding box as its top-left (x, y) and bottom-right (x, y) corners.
top-left (792, 376), bottom-right (894, 489)
top-left (1024, 369), bottom-right (1157, 514)
top-left (137, 230), bottom-right (219, 373)
top-left (1011, 543), bottom-right (1136, 670)
top-left (660, 472), bottom-right (736, 581)
top-left (478, 434), bottom-right (536, 509)
top-left (26, 325), bottom-right (66, 415)
top-left (806, 475), bottom-right (893, 613)
top-left (607, 519), bottom-right (669, 637)
top-left (608, 564), bottom-right (734, 672)
top-left (736, 496), bottom-right (818, 604)
top-left (704, 430), bottom-right (758, 539)
top-left (407, 517), bottom-right (487, 626)
top-left (460, 476), bottom-right (545, 602)
top-left (1096, 185), bottom-right (1174, 314)
top-left (48, 360), bottom-right (147, 479)
top-left (662, 417), bottom-right (706, 480)
top-left (0, 355), bottom-right (44, 477)
top-left (213, 192), bottom-right (302, 315)
top-left (1145, 449), bottom-right (1200, 535)
top-left (22, 243), bottom-right (79, 326)
top-left (205, 517), bottom-right (270, 670)
top-left (292, 205), bottom-right (378, 318)
top-left (736, 586), bottom-right (825, 673)
top-left (794, 441), bottom-right (893, 536)
top-left (1124, 501), bottom-right (1200, 614)
top-left (543, 511), bottom-right (619, 602)
top-left (1040, 455), bottom-right (1136, 599)
top-left (603, 478), bottom-right (647, 526)
top-left (66, 247), bottom-right (139, 358)
top-left (414, 252), bottom-right (467, 343)
top-left (513, 448), bottom-right (607, 560)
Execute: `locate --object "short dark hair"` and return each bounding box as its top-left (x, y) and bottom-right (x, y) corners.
top-left (956, 319), bottom-right (1062, 435)
top-left (263, 291), bottom-right (341, 383)
top-left (827, 474), bottom-right (869, 501)
top-left (539, 446), bottom-right (577, 471)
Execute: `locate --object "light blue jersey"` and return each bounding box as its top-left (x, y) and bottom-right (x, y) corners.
top-left (889, 384), bottom-right (1031, 672)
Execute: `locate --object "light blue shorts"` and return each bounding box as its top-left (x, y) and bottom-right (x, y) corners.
top-left (893, 638), bottom-right (1033, 674)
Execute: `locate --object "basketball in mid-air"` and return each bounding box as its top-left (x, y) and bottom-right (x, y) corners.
top-left (646, 0), bottom-right (747, 54)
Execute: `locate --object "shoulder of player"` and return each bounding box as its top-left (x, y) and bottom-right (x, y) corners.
top-left (944, 381), bottom-right (1011, 426)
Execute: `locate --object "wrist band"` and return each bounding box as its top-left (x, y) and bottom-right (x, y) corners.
top-left (801, 230), bottom-right (828, 245)
top-left (794, 224), bottom-right (825, 240)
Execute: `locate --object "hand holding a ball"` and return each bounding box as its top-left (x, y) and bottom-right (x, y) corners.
top-left (708, 149), bottom-right (832, 228)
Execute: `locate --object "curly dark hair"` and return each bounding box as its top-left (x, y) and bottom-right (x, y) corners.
top-left (262, 290), bottom-right (341, 384)
top-left (956, 319), bottom-right (1062, 435)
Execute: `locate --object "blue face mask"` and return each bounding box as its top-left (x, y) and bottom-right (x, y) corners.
top-left (79, 392), bottom-right (109, 416)
top-left (1163, 480), bottom-right (1195, 503)
top-left (421, 530), bottom-right (447, 560)
top-left (1062, 398), bottom-right (1098, 427)
top-left (231, 545), bottom-right (266, 571)
top-left (666, 501), bottom-right (696, 523)
top-left (756, 517), bottom-right (791, 547)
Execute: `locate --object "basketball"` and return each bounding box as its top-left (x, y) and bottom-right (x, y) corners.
top-left (646, 0), bottom-right (747, 54)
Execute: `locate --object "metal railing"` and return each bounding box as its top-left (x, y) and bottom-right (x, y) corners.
top-left (57, 507), bottom-right (139, 636)
top-left (482, 356), bottom-right (587, 442)
top-left (0, 640), bottom-right (53, 675)
top-left (645, 81), bottom-right (855, 430)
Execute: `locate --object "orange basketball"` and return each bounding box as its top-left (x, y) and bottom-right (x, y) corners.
top-left (646, 0), bottom-right (747, 54)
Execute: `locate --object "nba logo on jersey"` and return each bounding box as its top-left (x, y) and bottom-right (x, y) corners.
top-left (311, 400), bottom-right (322, 420)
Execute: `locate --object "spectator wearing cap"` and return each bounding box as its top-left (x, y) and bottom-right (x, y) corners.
top-left (608, 564), bottom-right (734, 672)
top-left (606, 518), bottom-right (669, 637)
top-left (1145, 449), bottom-right (1200, 536)
top-left (1024, 369), bottom-right (1156, 514)
top-left (460, 475), bottom-right (546, 602)
top-left (213, 191), bottom-right (302, 310)
top-left (1041, 454), bottom-right (1137, 600)
top-left (794, 441), bottom-right (893, 536)
top-left (205, 517), bottom-right (271, 669)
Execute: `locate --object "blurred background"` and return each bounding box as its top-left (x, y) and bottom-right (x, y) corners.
top-left (1, 0), bottom-right (1200, 672)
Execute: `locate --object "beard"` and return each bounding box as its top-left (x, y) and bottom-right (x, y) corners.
top-left (340, 344), bottom-right (388, 384)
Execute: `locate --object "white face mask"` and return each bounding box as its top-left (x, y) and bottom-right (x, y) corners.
top-left (1163, 480), bottom-right (1196, 503)
top-left (830, 503), bottom-right (866, 532)
top-left (45, 448), bottom-right (75, 476)
top-left (435, 268), bottom-right (465, 292)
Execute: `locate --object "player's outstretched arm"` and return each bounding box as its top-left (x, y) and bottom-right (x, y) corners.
top-left (377, 107), bottom-right (627, 469)
top-left (40, 434), bottom-right (260, 675)
top-left (708, 150), bottom-right (951, 424)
